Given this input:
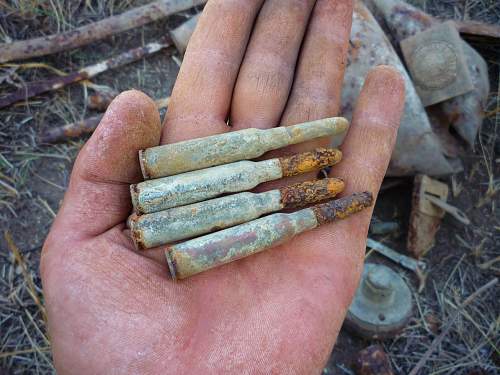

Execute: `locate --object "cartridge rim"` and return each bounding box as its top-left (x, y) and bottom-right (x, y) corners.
top-left (165, 248), bottom-right (178, 281)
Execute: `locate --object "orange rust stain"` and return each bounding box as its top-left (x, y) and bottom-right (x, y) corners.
top-left (280, 178), bottom-right (345, 208)
top-left (312, 192), bottom-right (373, 225)
top-left (280, 148), bottom-right (342, 177)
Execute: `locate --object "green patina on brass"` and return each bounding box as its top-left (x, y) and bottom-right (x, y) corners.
top-left (139, 117), bottom-right (348, 179)
top-left (130, 178), bottom-right (345, 249)
top-left (165, 192), bottom-right (372, 280)
top-left (130, 148), bottom-right (342, 214)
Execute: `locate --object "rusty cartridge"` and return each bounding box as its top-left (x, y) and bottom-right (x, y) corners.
top-left (165, 192), bottom-right (373, 280)
top-left (139, 117), bottom-right (348, 179)
top-left (131, 148), bottom-right (342, 214)
top-left (130, 178), bottom-right (345, 249)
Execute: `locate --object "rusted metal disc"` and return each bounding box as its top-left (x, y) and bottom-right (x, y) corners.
top-left (410, 41), bottom-right (458, 90)
top-left (345, 263), bottom-right (413, 339)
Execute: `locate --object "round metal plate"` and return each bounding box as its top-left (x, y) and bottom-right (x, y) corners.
top-left (345, 263), bottom-right (413, 339)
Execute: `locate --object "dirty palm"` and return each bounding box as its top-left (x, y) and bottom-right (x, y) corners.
top-left (41, 1), bottom-right (405, 374)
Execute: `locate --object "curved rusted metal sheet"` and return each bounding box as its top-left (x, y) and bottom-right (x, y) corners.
top-left (342, 1), bottom-right (455, 176)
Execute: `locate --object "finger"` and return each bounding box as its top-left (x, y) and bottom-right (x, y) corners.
top-left (255, 0), bottom-right (353, 190)
top-left (319, 65), bottom-right (405, 305)
top-left (49, 90), bottom-right (161, 240)
top-left (230, 0), bottom-right (316, 130)
top-left (162, 0), bottom-right (265, 143)
top-left (333, 65), bottom-right (405, 198)
top-left (280, 0), bottom-right (353, 152)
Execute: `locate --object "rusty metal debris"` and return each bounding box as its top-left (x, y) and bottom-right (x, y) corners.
top-left (139, 117), bottom-right (348, 179)
top-left (407, 175), bottom-right (448, 258)
top-left (0, 0), bottom-right (207, 63)
top-left (354, 345), bottom-right (394, 375)
top-left (165, 192), bottom-right (372, 280)
top-left (366, 238), bottom-right (425, 274)
top-left (369, 220), bottom-right (399, 235)
top-left (170, 14), bottom-right (200, 54)
top-left (87, 88), bottom-right (119, 111)
top-left (343, 1), bottom-right (455, 176)
top-left (132, 148), bottom-right (342, 214)
top-left (130, 178), bottom-right (345, 249)
top-left (366, 0), bottom-right (489, 148)
top-left (401, 21), bottom-right (474, 107)
top-left (346, 263), bottom-right (413, 339)
top-left (39, 97), bottom-right (170, 143)
top-left (0, 37), bottom-right (172, 109)
top-left (452, 19), bottom-right (500, 43)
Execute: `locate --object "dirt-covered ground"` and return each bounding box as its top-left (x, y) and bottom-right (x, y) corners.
top-left (0, 1), bottom-right (498, 374)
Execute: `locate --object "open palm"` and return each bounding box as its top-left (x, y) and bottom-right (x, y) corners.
top-left (41, 0), bottom-right (405, 373)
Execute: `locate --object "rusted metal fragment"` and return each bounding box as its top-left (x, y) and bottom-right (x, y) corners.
top-left (39, 114), bottom-right (103, 143)
top-left (452, 19), bottom-right (500, 42)
top-left (279, 178), bottom-right (344, 208)
top-left (170, 14), bottom-right (200, 54)
top-left (407, 175), bottom-right (448, 258)
top-left (342, 2), bottom-right (454, 176)
top-left (165, 192), bottom-right (373, 280)
top-left (88, 89), bottom-right (119, 111)
top-left (140, 117), bottom-right (348, 179)
top-left (366, 0), bottom-right (489, 147)
top-left (401, 21), bottom-right (474, 106)
top-left (39, 96), bottom-right (169, 143)
top-left (0, 38), bottom-right (171, 109)
top-left (0, 0), bottom-right (207, 63)
top-left (354, 345), bottom-right (394, 375)
top-left (132, 148), bottom-right (341, 214)
top-left (279, 148), bottom-right (342, 177)
top-left (346, 263), bottom-right (413, 339)
top-left (312, 191), bottom-right (372, 224)
top-left (131, 178), bottom-right (344, 249)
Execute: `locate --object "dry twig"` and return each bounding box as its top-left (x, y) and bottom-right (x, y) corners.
top-left (408, 278), bottom-right (498, 375)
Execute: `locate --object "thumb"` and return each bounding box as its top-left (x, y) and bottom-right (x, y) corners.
top-left (50, 90), bottom-right (161, 240)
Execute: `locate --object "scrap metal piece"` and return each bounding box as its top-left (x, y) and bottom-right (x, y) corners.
top-left (139, 117), bottom-right (348, 179)
top-left (354, 345), bottom-right (394, 375)
top-left (346, 263), bottom-right (413, 339)
top-left (366, 238), bottom-right (425, 273)
top-left (407, 175), bottom-right (448, 258)
top-left (342, 2), bottom-right (455, 176)
top-left (369, 220), bottom-right (399, 235)
top-left (165, 192), bottom-right (373, 280)
top-left (366, 0), bottom-right (489, 147)
top-left (401, 21), bottom-right (474, 106)
top-left (130, 178), bottom-right (345, 249)
top-left (170, 14), bottom-right (200, 54)
top-left (131, 148), bottom-right (342, 214)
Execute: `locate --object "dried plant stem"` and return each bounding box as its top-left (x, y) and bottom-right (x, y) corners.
top-left (0, 0), bottom-right (207, 63)
top-left (408, 278), bottom-right (498, 375)
top-left (4, 230), bottom-right (48, 324)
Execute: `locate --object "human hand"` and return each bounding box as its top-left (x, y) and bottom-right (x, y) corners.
top-left (41, 0), bottom-right (405, 373)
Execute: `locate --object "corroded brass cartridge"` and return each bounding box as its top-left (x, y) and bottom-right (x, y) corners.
top-left (131, 148), bottom-right (342, 214)
top-left (130, 178), bottom-right (345, 249)
top-left (165, 192), bottom-right (373, 280)
top-left (139, 117), bottom-right (348, 179)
